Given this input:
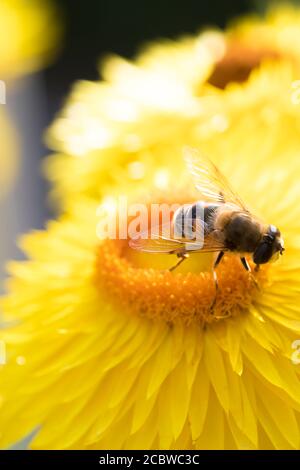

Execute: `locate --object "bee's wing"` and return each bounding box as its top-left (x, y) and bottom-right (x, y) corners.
top-left (129, 235), bottom-right (186, 254)
top-left (129, 221), bottom-right (202, 254)
top-left (184, 146), bottom-right (249, 211)
top-left (130, 221), bottom-right (228, 254)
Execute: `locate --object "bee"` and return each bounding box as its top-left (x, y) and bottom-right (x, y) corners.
top-left (130, 147), bottom-right (284, 305)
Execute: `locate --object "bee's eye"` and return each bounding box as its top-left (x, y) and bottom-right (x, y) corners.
top-left (253, 242), bottom-right (273, 264)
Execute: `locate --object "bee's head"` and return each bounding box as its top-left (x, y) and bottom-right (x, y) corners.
top-left (253, 225), bottom-right (285, 265)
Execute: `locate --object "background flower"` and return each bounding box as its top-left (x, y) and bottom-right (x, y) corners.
top-left (227, 3), bottom-right (300, 68)
top-left (45, 4), bottom-right (300, 212)
top-left (0, 0), bottom-right (60, 198)
top-left (208, 2), bottom-right (300, 88)
top-left (44, 29), bottom-right (222, 209)
top-left (0, 0), bottom-right (60, 80)
top-left (0, 0), bottom-right (61, 280)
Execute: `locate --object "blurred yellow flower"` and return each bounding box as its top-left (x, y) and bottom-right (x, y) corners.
top-left (0, 0), bottom-right (60, 199)
top-left (44, 29), bottom-right (225, 209)
top-left (227, 3), bottom-right (300, 67)
top-left (208, 3), bottom-right (300, 88)
top-left (0, 0), bottom-right (60, 79)
top-left (45, 4), bottom-right (300, 211)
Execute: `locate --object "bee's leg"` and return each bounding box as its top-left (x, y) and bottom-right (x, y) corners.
top-left (210, 250), bottom-right (225, 312)
top-left (169, 252), bottom-right (189, 272)
top-left (219, 191), bottom-right (225, 203)
top-left (240, 256), bottom-right (251, 272)
top-left (240, 257), bottom-right (260, 290)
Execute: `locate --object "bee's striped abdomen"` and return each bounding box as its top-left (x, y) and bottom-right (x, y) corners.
top-left (172, 201), bottom-right (219, 240)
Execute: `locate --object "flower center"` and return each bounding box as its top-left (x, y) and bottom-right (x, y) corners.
top-left (208, 41), bottom-right (281, 89)
top-left (94, 239), bottom-right (267, 326)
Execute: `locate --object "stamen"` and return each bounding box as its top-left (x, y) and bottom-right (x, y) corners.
top-left (94, 240), bottom-right (267, 326)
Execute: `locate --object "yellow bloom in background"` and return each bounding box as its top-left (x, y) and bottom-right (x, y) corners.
top-left (208, 3), bottom-right (300, 88)
top-left (45, 3), bottom-right (300, 212)
top-left (1, 125), bottom-right (300, 448)
top-left (0, 0), bottom-right (60, 200)
top-left (227, 2), bottom-right (300, 69)
top-left (0, 0), bottom-right (60, 80)
top-left (44, 29), bottom-right (224, 209)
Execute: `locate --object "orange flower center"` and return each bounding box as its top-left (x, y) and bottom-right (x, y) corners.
top-left (94, 239), bottom-right (267, 326)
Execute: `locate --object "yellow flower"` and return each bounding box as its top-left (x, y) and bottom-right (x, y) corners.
top-left (208, 3), bottom-right (300, 88)
top-left (227, 2), bottom-right (300, 67)
top-left (1, 64), bottom-right (300, 448)
top-left (0, 0), bottom-right (60, 199)
top-left (45, 4), bottom-right (300, 211)
top-left (0, 0), bottom-right (60, 79)
top-left (44, 29), bottom-right (225, 209)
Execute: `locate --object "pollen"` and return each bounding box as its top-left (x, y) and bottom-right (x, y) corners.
top-left (94, 240), bottom-right (267, 326)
